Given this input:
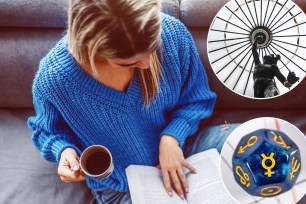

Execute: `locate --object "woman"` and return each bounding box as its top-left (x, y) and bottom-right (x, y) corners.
top-left (28, 0), bottom-right (235, 203)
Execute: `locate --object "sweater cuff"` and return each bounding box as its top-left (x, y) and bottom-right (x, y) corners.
top-left (161, 118), bottom-right (192, 147)
top-left (45, 140), bottom-right (82, 163)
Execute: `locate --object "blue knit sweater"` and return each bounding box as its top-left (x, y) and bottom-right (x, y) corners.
top-left (28, 14), bottom-right (216, 192)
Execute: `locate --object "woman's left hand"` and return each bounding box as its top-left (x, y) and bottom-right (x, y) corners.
top-left (159, 135), bottom-right (197, 199)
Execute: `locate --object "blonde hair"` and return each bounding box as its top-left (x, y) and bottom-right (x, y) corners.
top-left (67, 0), bottom-right (162, 107)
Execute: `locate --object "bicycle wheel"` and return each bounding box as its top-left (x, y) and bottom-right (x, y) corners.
top-left (207, 0), bottom-right (306, 98)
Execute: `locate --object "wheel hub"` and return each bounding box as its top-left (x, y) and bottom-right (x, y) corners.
top-left (250, 26), bottom-right (272, 48)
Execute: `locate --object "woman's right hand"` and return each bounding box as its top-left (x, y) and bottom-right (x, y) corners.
top-left (58, 148), bottom-right (86, 182)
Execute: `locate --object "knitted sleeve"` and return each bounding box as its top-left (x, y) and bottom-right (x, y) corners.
top-left (27, 91), bottom-right (82, 163)
top-left (161, 21), bottom-right (216, 147)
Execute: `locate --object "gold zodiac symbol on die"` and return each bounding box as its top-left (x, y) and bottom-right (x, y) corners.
top-left (238, 136), bottom-right (258, 154)
top-left (290, 157), bottom-right (301, 180)
top-left (271, 131), bottom-right (291, 150)
top-left (259, 186), bottom-right (282, 196)
top-left (261, 153), bottom-right (276, 177)
top-left (235, 166), bottom-right (251, 187)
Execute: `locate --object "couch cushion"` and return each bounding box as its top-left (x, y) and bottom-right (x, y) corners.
top-left (0, 109), bottom-right (93, 204)
top-left (180, 0), bottom-right (229, 28)
top-left (0, 0), bottom-right (68, 28)
top-left (0, 0), bottom-right (179, 28)
top-left (162, 0), bottom-right (180, 19)
top-left (0, 29), bottom-right (65, 108)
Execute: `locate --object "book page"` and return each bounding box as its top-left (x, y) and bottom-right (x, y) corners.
top-left (126, 165), bottom-right (188, 204)
top-left (184, 149), bottom-right (238, 204)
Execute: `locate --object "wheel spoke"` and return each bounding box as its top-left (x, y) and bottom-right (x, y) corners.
top-left (209, 39), bottom-right (250, 53)
top-left (260, 0), bottom-right (263, 26)
top-left (216, 16), bottom-right (250, 32)
top-left (234, 0), bottom-right (256, 29)
top-left (263, 0), bottom-right (271, 27)
top-left (224, 48), bottom-right (252, 83)
top-left (208, 36), bottom-right (250, 43)
top-left (273, 22), bottom-right (306, 35)
top-left (266, 46), bottom-right (272, 56)
top-left (233, 51), bottom-right (253, 90)
top-left (226, 6), bottom-right (253, 31)
top-left (267, 0), bottom-right (289, 29)
top-left (271, 11), bottom-right (302, 32)
top-left (212, 42), bottom-right (250, 64)
top-left (270, 5), bottom-right (295, 31)
top-left (243, 60), bottom-right (254, 95)
top-left (253, 0), bottom-right (260, 27)
top-left (272, 42), bottom-right (306, 62)
top-left (266, 46), bottom-right (290, 72)
top-left (265, 0), bottom-right (279, 27)
top-left (217, 45), bottom-right (251, 74)
top-left (269, 44), bottom-right (306, 73)
top-left (273, 39), bottom-right (306, 49)
top-left (273, 34), bottom-right (306, 38)
top-left (244, 0), bottom-right (257, 28)
top-left (210, 29), bottom-right (249, 35)
top-left (263, 48), bottom-right (268, 56)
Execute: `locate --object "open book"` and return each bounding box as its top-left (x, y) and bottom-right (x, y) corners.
top-left (126, 148), bottom-right (238, 204)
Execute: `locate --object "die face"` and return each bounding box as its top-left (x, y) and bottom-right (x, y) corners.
top-left (246, 142), bottom-right (289, 186)
top-left (266, 129), bottom-right (301, 187)
top-left (286, 151), bottom-right (301, 186)
top-left (232, 129), bottom-right (301, 197)
top-left (266, 130), bottom-right (298, 151)
top-left (233, 157), bottom-right (257, 194)
top-left (256, 184), bottom-right (290, 197)
top-left (233, 129), bottom-right (266, 158)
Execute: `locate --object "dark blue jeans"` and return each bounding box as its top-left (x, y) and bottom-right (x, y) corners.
top-left (92, 123), bottom-right (240, 204)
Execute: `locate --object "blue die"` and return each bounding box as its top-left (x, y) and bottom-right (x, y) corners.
top-left (232, 129), bottom-right (301, 197)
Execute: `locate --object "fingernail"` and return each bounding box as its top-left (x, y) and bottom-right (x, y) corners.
top-left (168, 192), bottom-right (173, 197)
top-left (180, 194), bottom-right (185, 200)
top-left (185, 188), bottom-right (189, 193)
top-left (193, 169), bottom-right (197, 173)
top-left (73, 165), bottom-right (79, 171)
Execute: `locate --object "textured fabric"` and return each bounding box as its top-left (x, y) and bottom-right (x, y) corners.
top-left (0, 109), bottom-right (93, 204)
top-left (180, 0), bottom-right (229, 27)
top-left (92, 189), bottom-right (132, 204)
top-left (0, 28), bottom-right (65, 108)
top-left (91, 123), bottom-right (240, 204)
top-left (27, 14), bottom-right (216, 192)
top-left (0, 0), bottom-right (179, 28)
top-left (184, 123), bottom-right (240, 156)
top-left (0, 0), bottom-right (68, 28)
top-left (161, 0), bottom-right (180, 19)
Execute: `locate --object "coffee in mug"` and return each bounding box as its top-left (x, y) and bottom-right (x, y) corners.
top-left (80, 145), bottom-right (114, 178)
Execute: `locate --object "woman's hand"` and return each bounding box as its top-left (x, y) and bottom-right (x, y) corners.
top-left (159, 135), bottom-right (196, 199)
top-left (58, 148), bottom-right (86, 182)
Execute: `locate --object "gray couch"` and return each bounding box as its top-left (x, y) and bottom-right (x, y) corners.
top-left (1, 0), bottom-right (305, 203)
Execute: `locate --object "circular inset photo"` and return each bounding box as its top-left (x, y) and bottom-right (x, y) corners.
top-left (220, 117), bottom-right (306, 204)
top-left (207, 0), bottom-right (306, 99)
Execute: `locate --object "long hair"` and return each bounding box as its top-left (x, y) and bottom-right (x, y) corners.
top-left (67, 0), bottom-right (162, 107)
